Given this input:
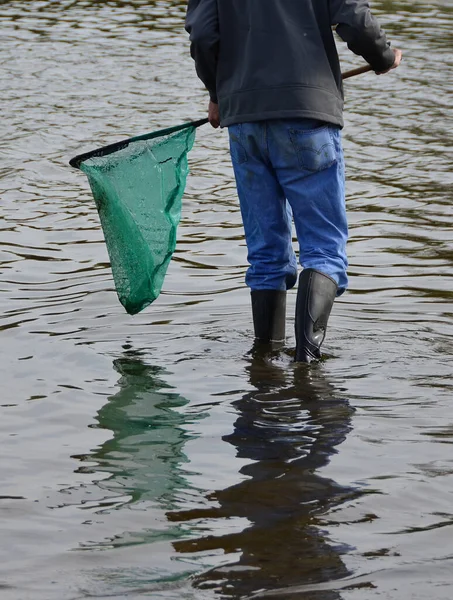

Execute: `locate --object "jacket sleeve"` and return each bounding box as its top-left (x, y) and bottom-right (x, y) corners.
top-left (330, 0), bottom-right (395, 72)
top-left (185, 0), bottom-right (219, 103)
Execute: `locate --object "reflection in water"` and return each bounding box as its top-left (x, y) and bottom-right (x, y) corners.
top-left (93, 357), bottom-right (193, 508)
top-left (167, 352), bottom-right (359, 599)
top-left (73, 356), bottom-right (206, 550)
top-left (73, 353), bottom-right (359, 597)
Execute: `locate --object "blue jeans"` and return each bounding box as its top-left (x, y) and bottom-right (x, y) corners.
top-left (228, 119), bottom-right (348, 295)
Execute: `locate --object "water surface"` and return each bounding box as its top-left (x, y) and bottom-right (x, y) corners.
top-left (1, 1), bottom-right (453, 598)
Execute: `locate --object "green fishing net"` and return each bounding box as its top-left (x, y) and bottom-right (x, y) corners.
top-left (71, 120), bottom-right (206, 315)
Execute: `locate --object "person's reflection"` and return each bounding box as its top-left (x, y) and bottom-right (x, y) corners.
top-left (168, 350), bottom-right (359, 599)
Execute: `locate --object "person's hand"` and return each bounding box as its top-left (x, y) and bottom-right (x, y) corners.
top-left (376, 48), bottom-right (403, 74)
top-left (208, 100), bottom-right (220, 128)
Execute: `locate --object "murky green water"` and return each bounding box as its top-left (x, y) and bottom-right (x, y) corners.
top-left (1, 1), bottom-right (453, 598)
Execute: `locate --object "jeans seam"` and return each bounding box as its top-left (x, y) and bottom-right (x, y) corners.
top-left (230, 124), bottom-right (248, 165)
top-left (263, 122), bottom-right (270, 165)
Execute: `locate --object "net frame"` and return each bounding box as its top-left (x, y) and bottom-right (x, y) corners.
top-left (69, 118), bottom-right (208, 170)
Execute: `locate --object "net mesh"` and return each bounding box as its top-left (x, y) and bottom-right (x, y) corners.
top-left (79, 125), bottom-right (197, 315)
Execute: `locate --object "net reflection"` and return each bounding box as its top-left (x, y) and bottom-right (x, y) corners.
top-left (92, 357), bottom-right (196, 509)
top-left (168, 352), bottom-right (359, 599)
top-left (69, 355), bottom-right (207, 555)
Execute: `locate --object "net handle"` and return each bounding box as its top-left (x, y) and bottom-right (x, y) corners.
top-left (69, 118), bottom-right (208, 169)
top-left (342, 64), bottom-right (373, 80)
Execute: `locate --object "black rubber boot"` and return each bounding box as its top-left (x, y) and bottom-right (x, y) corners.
top-left (251, 290), bottom-right (286, 343)
top-left (295, 269), bottom-right (337, 363)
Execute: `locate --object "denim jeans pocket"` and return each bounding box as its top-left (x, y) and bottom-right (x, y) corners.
top-left (289, 126), bottom-right (336, 173)
top-left (228, 124), bottom-right (248, 165)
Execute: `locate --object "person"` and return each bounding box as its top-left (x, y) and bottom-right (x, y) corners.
top-left (185, 0), bottom-right (402, 362)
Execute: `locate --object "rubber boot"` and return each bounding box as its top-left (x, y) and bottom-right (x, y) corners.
top-left (295, 269), bottom-right (337, 363)
top-left (251, 290), bottom-right (286, 343)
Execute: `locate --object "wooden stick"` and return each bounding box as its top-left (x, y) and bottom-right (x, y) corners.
top-left (342, 64), bottom-right (373, 80)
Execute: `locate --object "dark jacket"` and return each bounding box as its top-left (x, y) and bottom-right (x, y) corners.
top-left (185, 0), bottom-right (395, 127)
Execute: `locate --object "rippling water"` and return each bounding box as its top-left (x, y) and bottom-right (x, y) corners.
top-left (1, 1), bottom-right (452, 598)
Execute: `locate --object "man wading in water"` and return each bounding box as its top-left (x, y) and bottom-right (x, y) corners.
top-left (185, 0), bottom-right (402, 362)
